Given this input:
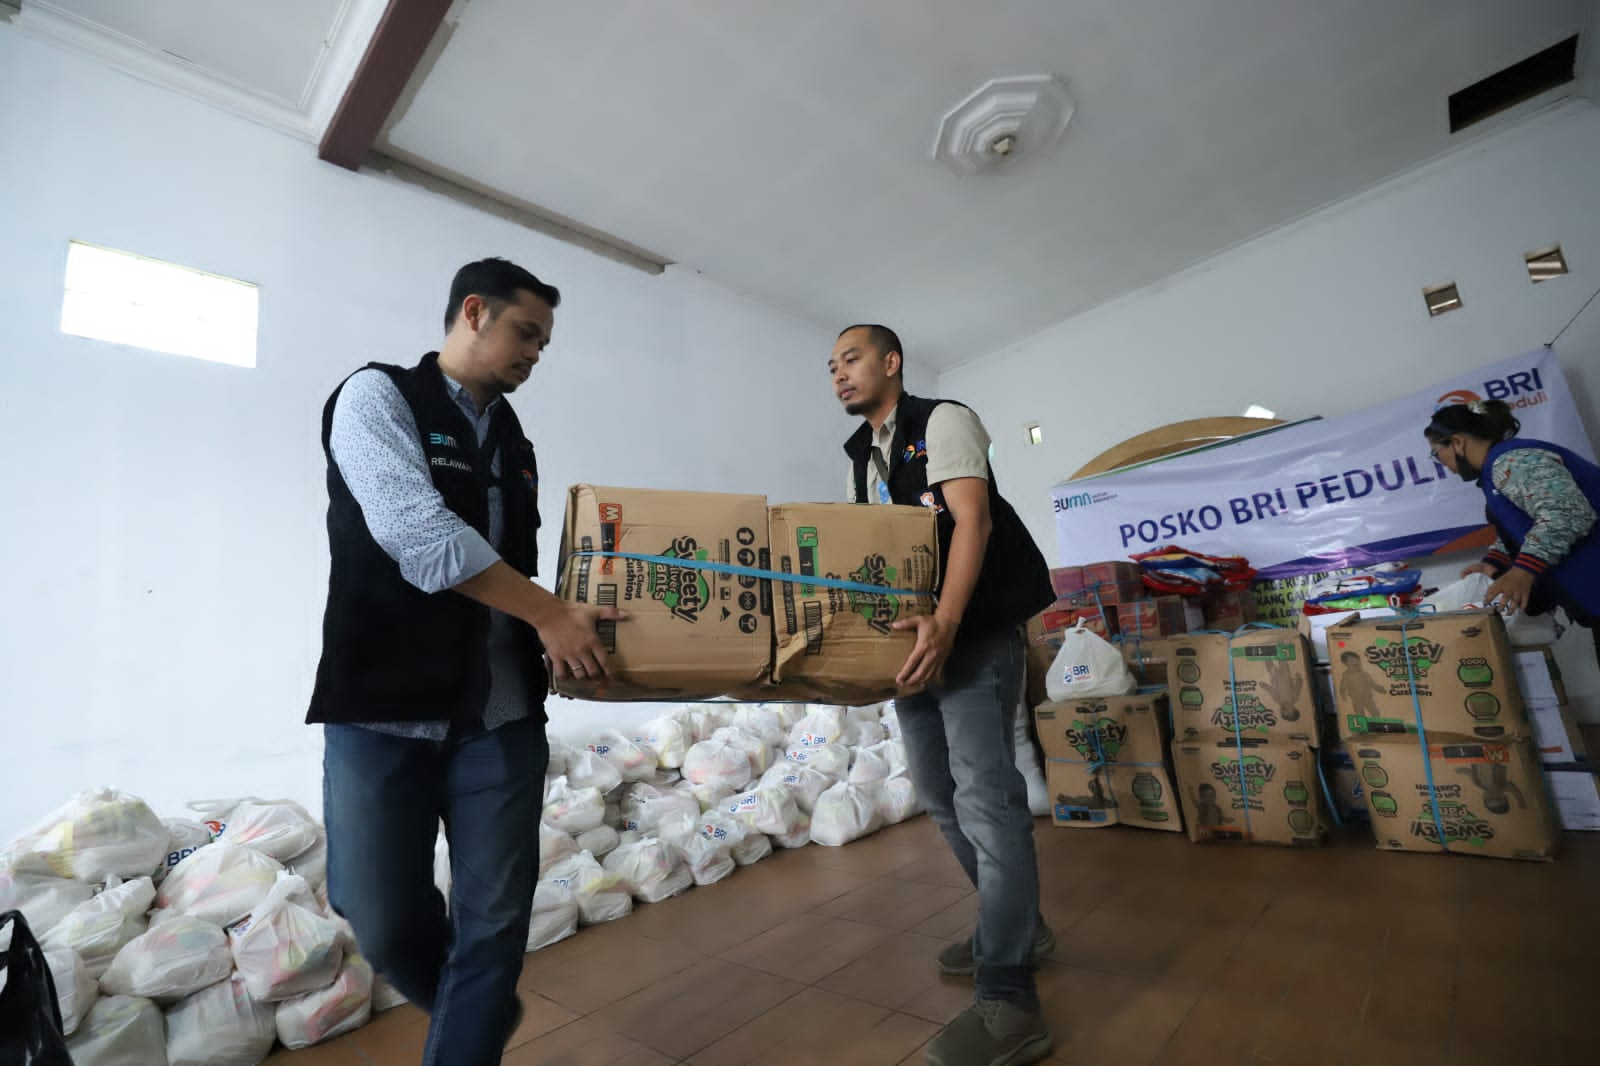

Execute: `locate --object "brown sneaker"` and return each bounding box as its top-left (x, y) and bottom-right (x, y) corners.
top-left (937, 925), bottom-right (1057, 977)
top-left (925, 998), bottom-right (1052, 1066)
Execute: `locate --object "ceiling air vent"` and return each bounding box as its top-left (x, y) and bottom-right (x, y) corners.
top-left (1448, 35), bottom-right (1578, 133)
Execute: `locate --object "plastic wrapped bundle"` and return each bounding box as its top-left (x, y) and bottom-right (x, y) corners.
top-left (541, 777), bottom-right (606, 835)
top-left (632, 716), bottom-right (692, 769)
top-left (527, 879), bottom-right (580, 951)
top-left (722, 786), bottom-right (803, 839)
top-left (546, 739), bottom-right (575, 778)
top-left (601, 838), bottom-right (692, 904)
top-left (65, 994), bottom-right (167, 1066)
top-left (655, 811), bottom-right (736, 887)
top-left (228, 874), bottom-right (345, 1002)
top-left (783, 743), bottom-right (851, 778)
top-left (218, 800), bottom-right (320, 863)
top-left (101, 912), bottom-right (233, 1002)
top-left (732, 828), bottom-right (774, 865)
top-left (0, 864), bottom-right (95, 938)
top-left (156, 842), bottom-right (283, 928)
top-left (731, 705), bottom-right (786, 748)
top-left (759, 761), bottom-right (834, 813)
top-left (810, 782), bottom-right (885, 847)
top-left (43, 875), bottom-right (156, 978)
top-left (543, 851), bottom-right (632, 925)
top-left (847, 747), bottom-right (892, 787)
top-left (844, 717), bottom-right (888, 748)
top-left (43, 946), bottom-right (98, 1036)
top-left (564, 749), bottom-right (624, 794)
top-left (588, 730), bottom-right (658, 784)
top-left (623, 788), bottom-right (700, 834)
top-left (877, 775), bottom-right (922, 825)
top-left (576, 825), bottom-right (620, 859)
top-left (682, 735), bottom-right (755, 793)
top-left (151, 819), bottom-right (213, 887)
top-left (711, 726), bottom-right (776, 777)
top-left (275, 953), bottom-right (374, 1050)
top-left (539, 821), bottom-right (579, 877)
top-left (772, 702), bottom-right (808, 732)
top-left (17, 789), bottom-right (168, 884)
top-left (165, 973), bottom-right (277, 1066)
top-left (772, 812), bottom-right (811, 850)
top-left (788, 706), bottom-right (846, 750)
top-left (287, 832), bottom-right (327, 891)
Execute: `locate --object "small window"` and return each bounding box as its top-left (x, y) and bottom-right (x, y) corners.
top-left (1024, 422), bottom-right (1044, 446)
top-left (1423, 282), bottom-right (1463, 317)
top-left (1525, 245), bottom-right (1568, 283)
top-left (61, 241), bottom-right (259, 368)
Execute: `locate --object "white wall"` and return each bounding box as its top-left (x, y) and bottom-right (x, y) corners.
top-left (0, 28), bottom-right (848, 840)
top-left (943, 99), bottom-right (1600, 719)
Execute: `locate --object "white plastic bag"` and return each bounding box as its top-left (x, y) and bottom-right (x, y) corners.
top-left (542, 777), bottom-right (606, 835)
top-left (759, 761), bottom-right (835, 813)
top-left (1013, 706), bottom-right (1050, 818)
top-left (674, 779), bottom-right (735, 814)
top-left (165, 973), bottom-right (276, 1066)
top-left (539, 820), bottom-right (579, 876)
top-left (1424, 573), bottom-right (1560, 645)
top-left (527, 880), bottom-right (580, 951)
top-left (844, 717), bottom-right (888, 748)
top-left (0, 864), bottom-right (94, 938)
top-left (218, 800), bottom-right (320, 863)
top-left (622, 789), bottom-right (700, 834)
top-left (370, 975), bottom-right (407, 1013)
top-left (1045, 620), bottom-right (1137, 702)
top-left (43, 875), bottom-right (155, 978)
top-left (731, 705), bottom-right (786, 748)
top-left (882, 704), bottom-right (903, 739)
top-left (772, 702), bottom-right (808, 732)
top-left (228, 874), bottom-right (345, 1002)
top-left (43, 946), bottom-right (98, 1036)
top-left (656, 811), bottom-right (737, 887)
top-left (711, 726), bottom-right (776, 777)
top-left (575, 825), bottom-right (620, 859)
top-left (783, 743), bottom-right (852, 778)
top-left (287, 832), bottom-right (327, 891)
top-left (156, 842), bottom-right (282, 928)
top-left (101, 913), bottom-right (233, 1002)
top-left (66, 994), bottom-right (167, 1066)
top-left (602, 838), bottom-right (692, 904)
top-left (151, 819), bottom-right (212, 887)
top-left (772, 812), bottom-right (811, 850)
top-left (565, 749), bottom-right (624, 793)
top-left (723, 786), bottom-right (803, 838)
top-left (788, 706), bottom-right (846, 749)
top-left (848, 747), bottom-right (891, 787)
top-left (18, 789), bottom-right (168, 884)
top-left (682, 734), bottom-right (757, 792)
top-left (733, 828), bottom-right (775, 864)
top-left (877, 776), bottom-right (922, 825)
top-left (588, 730), bottom-right (658, 784)
top-left (543, 852), bottom-right (632, 925)
top-left (635, 715), bottom-right (693, 769)
top-left (274, 952), bottom-right (374, 1050)
top-left (546, 739), bottom-right (575, 779)
top-left (811, 782), bottom-right (885, 847)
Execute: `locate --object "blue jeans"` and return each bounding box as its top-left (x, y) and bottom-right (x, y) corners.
top-left (323, 718), bottom-right (548, 1066)
top-left (896, 627), bottom-right (1042, 1009)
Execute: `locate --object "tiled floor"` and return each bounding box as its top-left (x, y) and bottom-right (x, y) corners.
top-left (269, 808), bottom-right (1600, 1066)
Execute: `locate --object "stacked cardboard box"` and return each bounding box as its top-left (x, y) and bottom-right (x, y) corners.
top-left (1035, 694), bottom-right (1183, 832)
top-left (1167, 629), bottom-right (1330, 846)
top-left (1201, 587), bottom-right (1260, 631)
top-left (1514, 646), bottom-right (1599, 831)
top-left (555, 486), bottom-right (939, 704)
top-left (1326, 611), bottom-right (1561, 861)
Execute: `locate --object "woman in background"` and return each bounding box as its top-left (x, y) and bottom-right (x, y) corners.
top-left (1425, 399), bottom-right (1600, 665)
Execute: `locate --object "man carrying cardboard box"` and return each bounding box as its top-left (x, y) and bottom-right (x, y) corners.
top-left (831, 324), bottom-right (1056, 1066)
top-left (307, 259), bottom-right (622, 1066)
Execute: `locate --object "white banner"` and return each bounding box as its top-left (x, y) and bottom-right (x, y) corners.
top-left (1053, 349), bottom-right (1594, 579)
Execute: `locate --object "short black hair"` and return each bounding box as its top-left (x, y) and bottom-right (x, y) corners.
top-left (444, 258), bottom-right (560, 333)
top-left (1424, 400), bottom-right (1520, 446)
top-left (838, 323), bottom-right (903, 362)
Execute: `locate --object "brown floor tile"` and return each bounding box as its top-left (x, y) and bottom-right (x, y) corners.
top-left (1346, 1026), bottom-right (1449, 1066)
top-left (506, 992), bottom-right (583, 1050)
top-left (889, 848), bottom-right (976, 889)
top-left (719, 913), bottom-right (895, 984)
top-left (1154, 989), bottom-right (1270, 1065)
top-left (909, 891), bottom-right (980, 940)
top-left (518, 923), bottom-right (704, 1014)
top-left (1204, 923), bottom-right (1308, 1004)
top-left (686, 986), bottom-right (932, 1066)
top-left (263, 1037), bottom-right (368, 1064)
top-left (501, 1016), bottom-right (674, 1066)
top-left (814, 876), bottom-right (973, 932)
top-left (597, 956), bottom-right (806, 1059)
top-left (617, 877), bottom-right (806, 956)
top-left (1048, 973), bottom-right (1204, 1066)
top-left (817, 930), bottom-right (973, 1024)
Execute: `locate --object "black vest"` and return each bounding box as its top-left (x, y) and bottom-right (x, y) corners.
top-left (845, 394), bottom-right (1054, 643)
top-left (306, 353), bottom-right (548, 725)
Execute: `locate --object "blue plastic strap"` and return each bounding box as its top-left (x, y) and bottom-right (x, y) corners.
top-left (569, 550), bottom-right (923, 598)
top-left (1222, 634), bottom-right (1255, 841)
top-left (1315, 758), bottom-right (1344, 828)
top-left (1400, 616), bottom-right (1450, 850)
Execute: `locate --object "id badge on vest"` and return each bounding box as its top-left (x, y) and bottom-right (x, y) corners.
top-left (872, 448), bottom-right (892, 504)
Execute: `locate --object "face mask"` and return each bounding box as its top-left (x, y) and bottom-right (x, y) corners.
top-left (1452, 445), bottom-right (1481, 482)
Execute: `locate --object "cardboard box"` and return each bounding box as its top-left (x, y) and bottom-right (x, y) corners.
top-left (1121, 637), bottom-right (1172, 688)
top-left (1118, 597), bottom-right (1189, 639)
top-left (1301, 607), bottom-right (1399, 663)
top-left (1036, 694), bottom-right (1182, 832)
top-left (1515, 647), bottom-right (1573, 715)
top-left (555, 485), bottom-right (773, 700)
top-left (1167, 630), bottom-right (1319, 743)
top-left (1049, 566), bottom-right (1086, 599)
top-left (1039, 600), bottom-right (1116, 638)
top-left (1548, 770), bottom-right (1600, 831)
top-left (1345, 737), bottom-right (1559, 860)
top-left (1081, 561), bottom-right (1145, 604)
top-left (1171, 736), bottom-right (1329, 845)
top-left (1045, 760), bottom-right (1183, 831)
top-left (1202, 587), bottom-right (1260, 630)
top-left (1025, 615), bottom-right (1066, 710)
top-left (1326, 611), bottom-right (1530, 742)
top-left (761, 502), bottom-right (938, 704)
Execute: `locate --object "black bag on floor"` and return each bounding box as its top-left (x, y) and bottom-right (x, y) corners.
top-left (0, 909), bottom-right (74, 1065)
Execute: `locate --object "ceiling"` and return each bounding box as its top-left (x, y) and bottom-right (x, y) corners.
top-left (15, 0), bottom-right (1598, 368)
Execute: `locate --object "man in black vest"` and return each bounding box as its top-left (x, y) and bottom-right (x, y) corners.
top-left (833, 324), bottom-right (1057, 1066)
top-left (308, 259), bottom-right (620, 1066)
